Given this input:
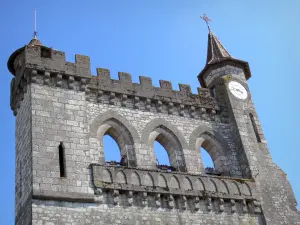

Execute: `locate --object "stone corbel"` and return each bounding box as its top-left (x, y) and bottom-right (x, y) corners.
top-left (80, 78), bottom-right (87, 91)
top-left (169, 195), bottom-right (175, 209)
top-left (145, 98), bottom-right (151, 111)
top-left (241, 200), bottom-right (248, 213)
top-left (56, 74), bottom-right (62, 87)
top-left (44, 71), bottom-right (51, 85)
top-left (253, 200), bottom-right (261, 214)
top-left (168, 102), bottom-right (174, 114)
top-left (127, 191), bottom-right (133, 206)
top-left (157, 101), bottom-right (163, 112)
top-left (194, 197), bottom-right (200, 211)
top-left (219, 198), bottom-right (224, 212)
top-left (134, 96), bottom-right (140, 109)
top-left (68, 76), bottom-right (75, 89)
top-left (190, 106), bottom-right (196, 118)
top-left (121, 94), bottom-right (128, 107)
top-left (230, 199), bottom-right (236, 213)
top-left (142, 192), bottom-right (148, 207)
top-left (109, 92), bottom-right (116, 105)
top-left (155, 194), bottom-right (161, 208)
top-left (182, 196), bottom-right (187, 210)
top-left (31, 70), bottom-right (38, 83)
top-left (97, 90), bottom-right (103, 103)
top-left (94, 189), bottom-right (103, 204)
top-left (113, 190), bottom-right (120, 206)
top-left (179, 104), bottom-right (185, 116)
top-left (211, 109), bottom-right (217, 121)
top-left (207, 197), bottom-right (212, 211)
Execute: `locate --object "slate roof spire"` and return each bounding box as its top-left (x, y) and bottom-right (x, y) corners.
top-left (198, 14), bottom-right (251, 87)
top-left (206, 31), bottom-right (232, 64)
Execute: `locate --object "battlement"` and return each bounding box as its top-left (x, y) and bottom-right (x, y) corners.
top-left (9, 45), bottom-right (221, 118)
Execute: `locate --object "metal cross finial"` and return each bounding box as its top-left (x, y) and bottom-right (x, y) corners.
top-left (34, 8), bottom-right (38, 39)
top-left (200, 13), bottom-right (212, 31)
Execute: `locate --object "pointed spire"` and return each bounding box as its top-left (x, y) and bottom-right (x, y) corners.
top-left (206, 31), bottom-right (232, 64)
top-left (200, 14), bottom-right (233, 64)
top-left (198, 14), bottom-right (251, 87)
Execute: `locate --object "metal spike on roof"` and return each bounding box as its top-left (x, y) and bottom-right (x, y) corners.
top-left (28, 8), bottom-right (42, 46)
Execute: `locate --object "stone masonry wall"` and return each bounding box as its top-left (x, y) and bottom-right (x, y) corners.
top-left (15, 88), bottom-right (32, 225)
top-left (32, 200), bottom-right (265, 225)
top-left (30, 82), bottom-right (261, 225)
top-left (31, 82), bottom-right (246, 198)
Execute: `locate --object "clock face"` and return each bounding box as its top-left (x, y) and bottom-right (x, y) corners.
top-left (228, 81), bottom-right (248, 100)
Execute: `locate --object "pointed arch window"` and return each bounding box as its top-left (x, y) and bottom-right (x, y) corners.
top-left (200, 147), bottom-right (216, 174)
top-left (97, 118), bottom-right (137, 167)
top-left (249, 113), bottom-right (261, 143)
top-left (150, 126), bottom-right (186, 172)
top-left (195, 133), bottom-right (229, 176)
top-left (154, 141), bottom-right (170, 166)
top-left (103, 134), bottom-right (123, 165)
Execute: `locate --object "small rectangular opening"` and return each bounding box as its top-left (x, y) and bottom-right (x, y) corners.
top-left (58, 142), bottom-right (66, 177)
top-left (250, 113), bottom-right (261, 143)
top-left (210, 86), bottom-right (216, 97)
top-left (41, 47), bottom-right (52, 58)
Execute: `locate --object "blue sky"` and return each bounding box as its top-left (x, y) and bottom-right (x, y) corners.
top-left (0, 0), bottom-right (300, 224)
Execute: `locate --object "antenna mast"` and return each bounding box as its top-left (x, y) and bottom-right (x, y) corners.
top-left (34, 8), bottom-right (37, 39)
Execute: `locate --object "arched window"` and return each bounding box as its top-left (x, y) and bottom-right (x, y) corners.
top-left (195, 132), bottom-right (229, 176)
top-left (97, 118), bottom-right (137, 167)
top-left (154, 140), bottom-right (171, 166)
top-left (249, 113), bottom-right (261, 143)
top-left (149, 126), bottom-right (186, 172)
top-left (103, 135), bottom-right (122, 163)
top-left (200, 147), bottom-right (214, 169)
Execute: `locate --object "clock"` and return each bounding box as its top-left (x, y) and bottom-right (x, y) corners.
top-left (228, 81), bottom-right (248, 100)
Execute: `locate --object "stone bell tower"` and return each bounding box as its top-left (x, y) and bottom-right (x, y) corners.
top-left (8, 18), bottom-right (300, 224)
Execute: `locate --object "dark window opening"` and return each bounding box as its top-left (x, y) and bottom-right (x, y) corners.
top-left (58, 142), bottom-right (66, 177)
top-left (41, 47), bottom-right (52, 58)
top-left (210, 86), bottom-right (216, 97)
top-left (250, 113), bottom-right (261, 143)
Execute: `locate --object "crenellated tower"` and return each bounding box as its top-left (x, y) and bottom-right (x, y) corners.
top-left (8, 18), bottom-right (300, 225)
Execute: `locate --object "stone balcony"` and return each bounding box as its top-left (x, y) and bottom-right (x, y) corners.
top-left (90, 163), bottom-right (262, 213)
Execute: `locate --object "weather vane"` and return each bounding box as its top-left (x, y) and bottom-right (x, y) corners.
top-left (200, 13), bottom-right (211, 31)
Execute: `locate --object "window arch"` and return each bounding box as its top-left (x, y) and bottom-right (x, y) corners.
top-left (190, 126), bottom-right (251, 178)
top-left (97, 118), bottom-right (137, 167)
top-left (141, 119), bottom-right (188, 172)
top-left (149, 125), bottom-right (186, 172)
top-left (200, 147), bottom-right (215, 172)
top-left (103, 135), bottom-right (121, 162)
top-left (154, 141), bottom-right (170, 166)
top-left (195, 132), bottom-right (228, 175)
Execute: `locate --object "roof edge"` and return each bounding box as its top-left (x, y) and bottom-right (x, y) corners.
top-left (198, 58), bottom-right (252, 88)
top-left (7, 46), bottom-right (25, 76)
